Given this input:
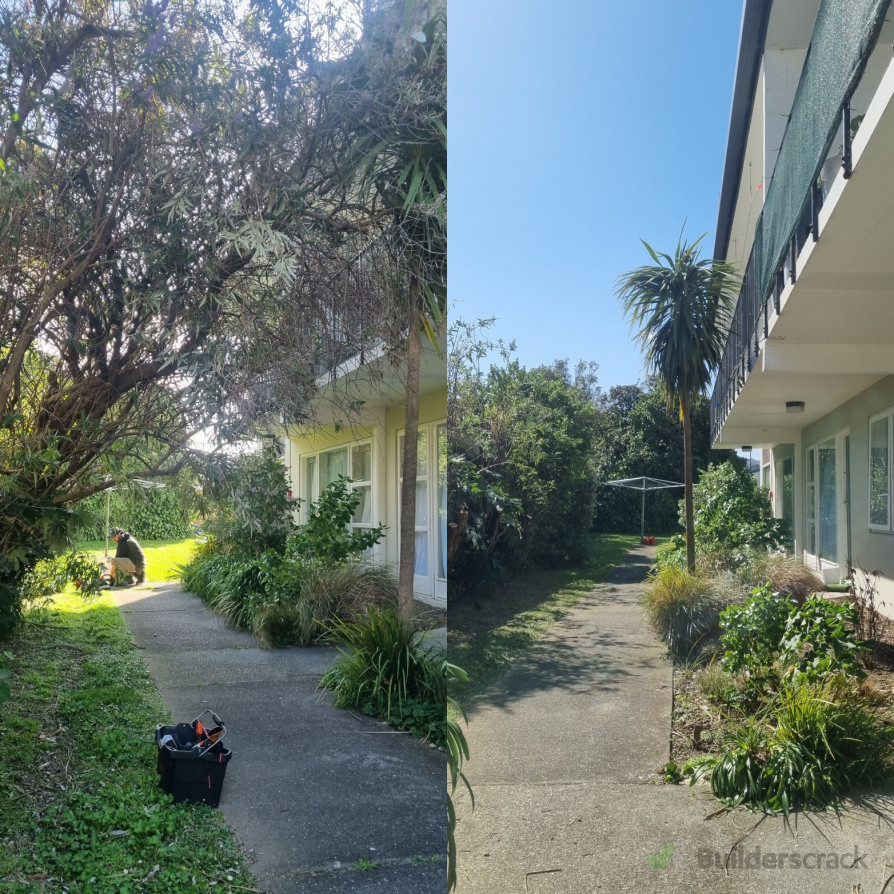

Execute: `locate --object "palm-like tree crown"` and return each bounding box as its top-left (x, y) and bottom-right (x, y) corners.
top-left (615, 235), bottom-right (739, 407)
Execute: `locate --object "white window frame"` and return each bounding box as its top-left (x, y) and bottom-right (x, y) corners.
top-left (869, 408), bottom-right (893, 532)
top-left (397, 420), bottom-right (447, 603)
top-left (299, 440), bottom-right (377, 539)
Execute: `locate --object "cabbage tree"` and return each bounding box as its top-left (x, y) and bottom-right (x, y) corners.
top-left (616, 235), bottom-right (738, 571)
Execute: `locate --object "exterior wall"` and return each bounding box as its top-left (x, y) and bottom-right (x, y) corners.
top-left (725, 67), bottom-right (766, 268)
top-left (777, 376), bottom-right (894, 617)
top-left (283, 386), bottom-right (447, 608)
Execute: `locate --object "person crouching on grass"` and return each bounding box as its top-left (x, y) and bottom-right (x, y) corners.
top-left (109, 528), bottom-right (147, 586)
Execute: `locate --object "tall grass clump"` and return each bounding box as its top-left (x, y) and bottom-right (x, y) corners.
top-left (253, 561), bottom-right (398, 647)
top-left (645, 566), bottom-right (725, 658)
top-left (739, 552), bottom-right (822, 605)
top-left (320, 607), bottom-right (446, 743)
top-left (689, 678), bottom-right (894, 813)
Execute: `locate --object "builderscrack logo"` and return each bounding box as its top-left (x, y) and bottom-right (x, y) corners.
top-left (646, 844), bottom-right (869, 872)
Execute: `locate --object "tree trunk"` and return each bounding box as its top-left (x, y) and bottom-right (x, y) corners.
top-left (397, 312), bottom-right (422, 622)
top-left (682, 395), bottom-right (696, 573)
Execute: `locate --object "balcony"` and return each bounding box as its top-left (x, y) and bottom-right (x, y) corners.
top-left (711, 0), bottom-right (894, 447)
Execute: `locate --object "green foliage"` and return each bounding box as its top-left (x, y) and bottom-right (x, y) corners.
top-left (720, 587), bottom-right (867, 689)
top-left (779, 596), bottom-right (868, 683)
top-left (202, 446), bottom-right (296, 556)
top-left (252, 602), bottom-right (311, 648)
top-left (616, 235), bottom-right (740, 406)
top-left (687, 679), bottom-right (894, 813)
top-left (644, 566), bottom-right (725, 657)
top-left (720, 584), bottom-right (797, 675)
top-left (180, 551), bottom-right (281, 629)
top-left (74, 485), bottom-right (193, 542)
top-left (182, 469), bottom-right (395, 642)
top-left (320, 608), bottom-right (446, 743)
top-left (446, 662), bottom-right (472, 893)
top-left (286, 475), bottom-right (385, 564)
top-left (182, 550), bottom-right (399, 644)
top-left (0, 650), bottom-right (10, 705)
top-left (449, 319), bottom-right (599, 597)
top-left (592, 386), bottom-right (736, 534)
top-left (686, 461), bottom-right (788, 557)
top-left (19, 552), bottom-right (106, 614)
top-left (0, 590), bottom-right (253, 888)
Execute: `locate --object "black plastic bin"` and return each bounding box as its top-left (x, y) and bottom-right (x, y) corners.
top-left (156, 710), bottom-right (232, 807)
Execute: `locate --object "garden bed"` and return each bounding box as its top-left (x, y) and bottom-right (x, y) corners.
top-left (668, 598), bottom-right (894, 780)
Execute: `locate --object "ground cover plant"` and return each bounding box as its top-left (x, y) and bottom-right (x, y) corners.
top-left (0, 588), bottom-right (253, 892)
top-left (666, 580), bottom-right (894, 814)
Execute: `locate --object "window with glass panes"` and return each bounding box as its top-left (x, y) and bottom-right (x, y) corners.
top-left (301, 441), bottom-right (375, 538)
top-left (805, 438), bottom-right (838, 564)
top-left (870, 409), bottom-right (893, 532)
top-left (398, 422), bottom-right (447, 596)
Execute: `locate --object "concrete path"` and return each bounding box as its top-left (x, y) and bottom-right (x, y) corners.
top-left (113, 582), bottom-right (445, 894)
top-left (453, 545), bottom-right (894, 894)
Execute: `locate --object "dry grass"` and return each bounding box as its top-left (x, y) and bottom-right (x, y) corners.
top-left (253, 562), bottom-right (399, 647)
top-left (741, 553), bottom-right (823, 605)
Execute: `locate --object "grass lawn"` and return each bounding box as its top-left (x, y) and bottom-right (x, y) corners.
top-left (0, 585), bottom-right (253, 893)
top-left (447, 533), bottom-right (640, 708)
top-left (77, 538), bottom-right (199, 584)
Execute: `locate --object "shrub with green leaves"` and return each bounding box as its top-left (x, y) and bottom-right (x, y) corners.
top-left (780, 595), bottom-right (868, 683)
top-left (20, 552), bottom-right (106, 610)
top-left (202, 445), bottom-right (296, 556)
top-left (287, 475), bottom-right (384, 564)
top-left (0, 650), bottom-right (10, 705)
top-left (320, 608), bottom-right (446, 741)
top-left (685, 460), bottom-right (788, 560)
top-left (74, 484), bottom-right (193, 542)
top-left (720, 584), bottom-right (796, 674)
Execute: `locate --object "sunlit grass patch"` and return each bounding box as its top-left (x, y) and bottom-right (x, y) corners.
top-left (76, 538), bottom-right (199, 583)
top-left (0, 582), bottom-right (252, 892)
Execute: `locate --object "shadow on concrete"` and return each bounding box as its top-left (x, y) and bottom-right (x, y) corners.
top-left (466, 546), bottom-right (663, 716)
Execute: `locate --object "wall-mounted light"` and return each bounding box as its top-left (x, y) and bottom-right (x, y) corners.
top-left (786, 401), bottom-right (805, 413)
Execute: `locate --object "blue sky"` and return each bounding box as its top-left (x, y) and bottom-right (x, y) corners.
top-left (450, 0), bottom-right (745, 390)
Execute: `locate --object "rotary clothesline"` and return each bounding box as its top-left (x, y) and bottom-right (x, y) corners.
top-left (600, 476), bottom-right (685, 540)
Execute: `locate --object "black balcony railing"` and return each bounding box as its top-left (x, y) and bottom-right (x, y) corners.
top-left (710, 0), bottom-right (891, 444)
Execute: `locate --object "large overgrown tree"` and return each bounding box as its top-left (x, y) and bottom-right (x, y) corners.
top-left (0, 0), bottom-right (384, 632)
top-left (448, 319), bottom-right (599, 597)
top-left (616, 235), bottom-right (738, 572)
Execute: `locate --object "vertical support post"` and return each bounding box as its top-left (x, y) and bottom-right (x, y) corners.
top-left (104, 490), bottom-right (111, 558)
top-left (641, 487), bottom-right (646, 543)
top-left (843, 105), bottom-right (853, 179)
